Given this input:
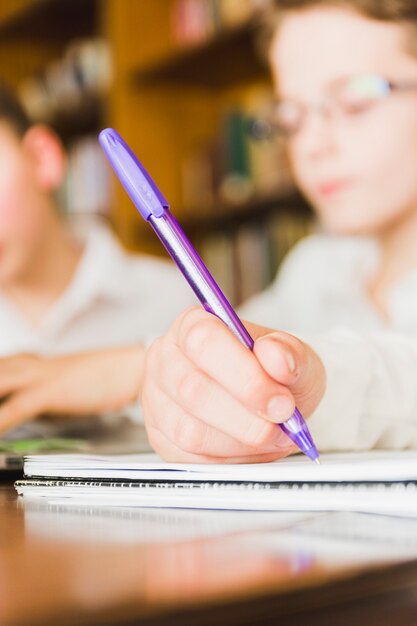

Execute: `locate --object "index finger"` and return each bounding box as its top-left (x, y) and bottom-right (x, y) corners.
top-left (172, 308), bottom-right (295, 423)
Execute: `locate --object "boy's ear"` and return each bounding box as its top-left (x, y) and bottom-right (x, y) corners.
top-left (21, 125), bottom-right (66, 191)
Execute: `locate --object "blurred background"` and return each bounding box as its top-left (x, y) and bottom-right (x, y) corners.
top-left (0, 0), bottom-right (314, 305)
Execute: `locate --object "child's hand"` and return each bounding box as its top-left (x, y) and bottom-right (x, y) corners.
top-left (142, 307), bottom-right (326, 463)
top-left (0, 346), bottom-right (145, 432)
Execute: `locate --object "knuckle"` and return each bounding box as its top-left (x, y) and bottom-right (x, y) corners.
top-left (183, 318), bottom-right (214, 362)
top-left (241, 372), bottom-right (270, 408)
top-left (144, 337), bottom-right (164, 373)
top-left (145, 424), bottom-right (163, 454)
top-left (140, 385), bottom-right (153, 422)
top-left (175, 306), bottom-right (205, 340)
top-left (178, 306), bottom-right (201, 325)
top-left (146, 336), bottom-right (162, 361)
top-left (174, 413), bottom-right (206, 454)
top-left (178, 368), bottom-right (208, 409)
top-left (241, 418), bottom-right (276, 449)
top-left (176, 307), bottom-right (213, 354)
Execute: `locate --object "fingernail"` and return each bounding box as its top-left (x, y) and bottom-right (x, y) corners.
top-left (266, 395), bottom-right (294, 422)
top-left (283, 349), bottom-right (296, 374)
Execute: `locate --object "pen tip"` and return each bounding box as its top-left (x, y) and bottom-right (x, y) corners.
top-left (314, 458), bottom-right (321, 465)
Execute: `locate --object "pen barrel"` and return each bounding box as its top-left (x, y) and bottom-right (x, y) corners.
top-left (280, 407), bottom-right (316, 446)
top-left (148, 211), bottom-right (254, 349)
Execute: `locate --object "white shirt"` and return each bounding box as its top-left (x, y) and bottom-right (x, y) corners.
top-left (239, 234), bottom-right (417, 451)
top-left (0, 224), bottom-right (196, 357)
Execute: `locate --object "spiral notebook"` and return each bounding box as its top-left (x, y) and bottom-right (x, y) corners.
top-left (15, 450), bottom-right (417, 517)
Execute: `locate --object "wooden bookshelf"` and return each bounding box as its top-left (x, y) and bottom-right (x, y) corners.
top-left (0, 0), bottom-right (311, 274)
top-left (183, 192), bottom-right (311, 235)
top-left (103, 0), bottom-right (299, 255)
top-left (0, 0), bottom-right (108, 219)
top-left (134, 20), bottom-right (268, 89)
top-left (0, 0), bottom-right (98, 42)
top-left (0, 0), bottom-right (99, 89)
top-left (0, 0), bottom-right (104, 147)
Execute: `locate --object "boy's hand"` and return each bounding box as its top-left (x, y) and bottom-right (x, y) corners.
top-left (0, 346), bottom-right (145, 433)
top-left (142, 307), bottom-right (326, 463)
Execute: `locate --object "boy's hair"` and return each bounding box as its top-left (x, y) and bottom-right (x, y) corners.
top-left (262, 0), bottom-right (417, 57)
top-left (0, 82), bottom-right (31, 137)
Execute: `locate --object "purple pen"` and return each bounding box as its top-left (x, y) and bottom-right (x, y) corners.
top-left (99, 128), bottom-right (320, 463)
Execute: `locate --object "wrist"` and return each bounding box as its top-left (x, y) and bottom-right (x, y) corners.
top-left (121, 344), bottom-right (146, 404)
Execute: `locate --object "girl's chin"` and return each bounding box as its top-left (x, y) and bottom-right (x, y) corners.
top-left (321, 221), bottom-right (375, 236)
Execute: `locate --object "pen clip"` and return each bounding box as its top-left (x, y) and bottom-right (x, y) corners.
top-left (99, 128), bottom-right (169, 220)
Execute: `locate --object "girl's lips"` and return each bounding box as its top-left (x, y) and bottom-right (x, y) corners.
top-left (316, 179), bottom-right (348, 197)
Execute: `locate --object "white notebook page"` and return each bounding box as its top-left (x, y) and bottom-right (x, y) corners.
top-left (23, 450), bottom-right (417, 483)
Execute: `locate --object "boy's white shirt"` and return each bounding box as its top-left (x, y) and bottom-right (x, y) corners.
top-left (0, 223), bottom-right (196, 434)
top-left (239, 234), bottom-right (417, 451)
top-left (0, 223), bottom-right (196, 357)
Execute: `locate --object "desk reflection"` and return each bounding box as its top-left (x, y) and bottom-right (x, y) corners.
top-left (2, 490), bottom-right (417, 626)
top-left (1, 499), bottom-right (312, 625)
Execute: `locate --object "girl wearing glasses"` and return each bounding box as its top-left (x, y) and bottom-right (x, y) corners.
top-left (141, 0), bottom-right (417, 462)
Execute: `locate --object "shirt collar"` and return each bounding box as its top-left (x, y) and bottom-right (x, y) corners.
top-left (40, 221), bottom-right (132, 335)
top-left (73, 221), bottom-right (132, 302)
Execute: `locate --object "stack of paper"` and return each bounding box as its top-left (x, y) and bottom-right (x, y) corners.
top-left (15, 450), bottom-right (417, 517)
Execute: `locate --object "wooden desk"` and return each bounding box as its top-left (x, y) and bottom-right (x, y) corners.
top-left (2, 481), bottom-right (417, 626)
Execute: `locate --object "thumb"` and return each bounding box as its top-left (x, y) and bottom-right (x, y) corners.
top-left (253, 331), bottom-right (326, 417)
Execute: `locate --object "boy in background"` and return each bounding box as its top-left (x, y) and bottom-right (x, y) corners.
top-left (0, 84), bottom-right (194, 434)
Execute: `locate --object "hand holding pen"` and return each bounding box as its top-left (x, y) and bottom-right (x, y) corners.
top-left (99, 129), bottom-right (323, 464)
top-left (143, 309), bottom-right (326, 464)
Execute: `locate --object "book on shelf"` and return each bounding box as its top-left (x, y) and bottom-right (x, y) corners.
top-left (243, 86), bottom-right (294, 196)
top-left (234, 221), bottom-right (267, 303)
top-left (217, 108), bottom-right (254, 206)
top-left (201, 210), bottom-right (314, 305)
top-left (18, 37), bottom-right (112, 126)
top-left (180, 86), bottom-right (294, 216)
top-left (181, 146), bottom-right (215, 215)
top-left (179, 82), bottom-right (313, 304)
top-left (268, 210), bottom-right (314, 272)
top-left (171, 0), bottom-right (219, 45)
top-left (201, 229), bottom-right (238, 304)
top-left (170, 0), bottom-right (272, 46)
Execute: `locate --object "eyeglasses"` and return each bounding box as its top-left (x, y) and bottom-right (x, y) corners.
top-left (248, 74), bottom-right (417, 139)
